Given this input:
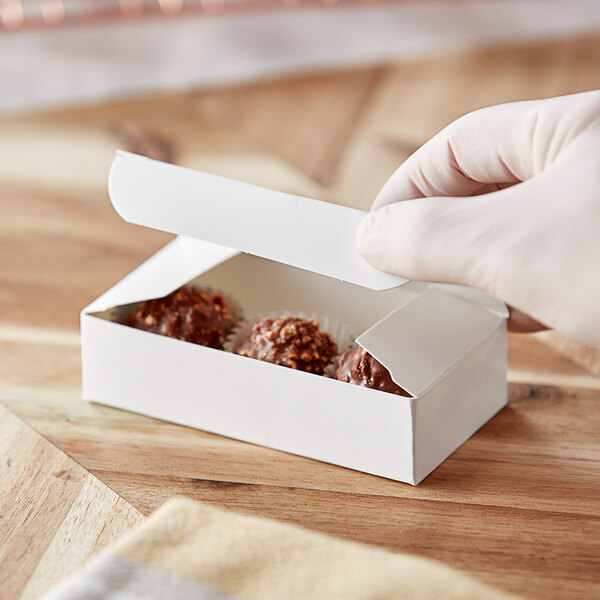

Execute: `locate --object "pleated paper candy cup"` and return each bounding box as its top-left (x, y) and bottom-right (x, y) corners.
top-left (225, 311), bottom-right (355, 376)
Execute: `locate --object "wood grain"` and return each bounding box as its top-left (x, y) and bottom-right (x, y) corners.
top-left (0, 405), bottom-right (144, 600)
top-left (538, 331), bottom-right (600, 378)
top-left (1, 34), bottom-right (600, 600)
top-left (2, 358), bottom-right (600, 598)
top-left (4, 378), bottom-right (600, 516)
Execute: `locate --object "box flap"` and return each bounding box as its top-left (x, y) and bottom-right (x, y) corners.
top-left (434, 283), bottom-right (509, 319)
top-left (108, 151), bottom-right (407, 291)
top-left (82, 236), bottom-right (238, 314)
top-left (356, 286), bottom-right (505, 397)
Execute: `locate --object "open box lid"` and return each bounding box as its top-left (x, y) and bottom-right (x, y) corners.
top-left (107, 151), bottom-right (507, 398)
top-left (108, 151), bottom-right (406, 291)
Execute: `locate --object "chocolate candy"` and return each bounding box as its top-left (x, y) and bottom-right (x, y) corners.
top-left (124, 286), bottom-right (236, 349)
top-left (335, 346), bottom-right (410, 396)
top-left (236, 316), bottom-right (337, 375)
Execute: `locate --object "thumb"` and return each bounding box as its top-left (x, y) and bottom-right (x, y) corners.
top-left (357, 191), bottom-right (552, 334)
top-left (357, 193), bottom-right (504, 292)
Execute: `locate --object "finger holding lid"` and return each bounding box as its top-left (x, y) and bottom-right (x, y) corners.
top-left (372, 93), bottom-right (600, 211)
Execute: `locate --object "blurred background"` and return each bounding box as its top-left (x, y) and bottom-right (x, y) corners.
top-left (1, 0), bottom-right (600, 359)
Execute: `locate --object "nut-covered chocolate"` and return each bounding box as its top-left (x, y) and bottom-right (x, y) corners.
top-left (124, 286), bottom-right (236, 349)
top-left (236, 316), bottom-right (337, 375)
top-left (335, 346), bottom-right (410, 396)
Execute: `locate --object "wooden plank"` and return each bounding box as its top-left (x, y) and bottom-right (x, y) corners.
top-left (2, 331), bottom-right (599, 598)
top-left (91, 470), bottom-right (600, 600)
top-left (0, 184), bottom-right (171, 331)
top-left (0, 405), bottom-right (144, 600)
top-left (537, 331), bottom-right (600, 377)
top-left (508, 333), bottom-right (600, 389)
top-left (3, 359), bottom-right (600, 505)
top-left (1, 33), bottom-right (600, 600)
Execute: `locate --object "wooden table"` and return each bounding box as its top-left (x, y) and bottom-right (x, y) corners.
top-left (1, 35), bottom-right (600, 600)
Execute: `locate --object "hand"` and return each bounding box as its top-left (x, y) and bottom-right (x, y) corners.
top-left (357, 91), bottom-right (600, 348)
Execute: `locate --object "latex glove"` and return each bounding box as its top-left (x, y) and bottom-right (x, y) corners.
top-left (357, 91), bottom-right (600, 348)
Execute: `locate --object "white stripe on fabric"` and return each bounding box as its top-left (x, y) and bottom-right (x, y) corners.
top-left (42, 553), bottom-right (236, 600)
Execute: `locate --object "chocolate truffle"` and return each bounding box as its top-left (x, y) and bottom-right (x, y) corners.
top-left (335, 346), bottom-right (410, 396)
top-left (124, 286), bottom-right (236, 349)
top-left (236, 316), bottom-right (337, 375)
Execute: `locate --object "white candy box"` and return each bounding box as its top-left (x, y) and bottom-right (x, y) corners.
top-left (81, 151), bottom-right (508, 485)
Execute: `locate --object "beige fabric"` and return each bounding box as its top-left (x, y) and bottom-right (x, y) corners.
top-left (112, 497), bottom-right (516, 600)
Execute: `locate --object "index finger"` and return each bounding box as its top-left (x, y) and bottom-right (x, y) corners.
top-left (373, 92), bottom-right (599, 210)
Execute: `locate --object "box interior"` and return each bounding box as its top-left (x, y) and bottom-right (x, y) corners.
top-left (98, 252), bottom-right (423, 335)
top-left (191, 254), bottom-right (423, 335)
top-left (93, 251), bottom-right (431, 393)
top-left (94, 248), bottom-right (506, 400)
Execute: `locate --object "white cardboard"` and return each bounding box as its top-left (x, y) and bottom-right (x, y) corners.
top-left (357, 287), bottom-right (504, 398)
top-left (85, 236), bottom-right (238, 314)
top-left (433, 283), bottom-right (509, 319)
top-left (81, 154), bottom-right (509, 485)
top-left (412, 323), bottom-right (507, 482)
top-left (108, 151), bottom-right (407, 291)
top-left (82, 313), bottom-right (416, 482)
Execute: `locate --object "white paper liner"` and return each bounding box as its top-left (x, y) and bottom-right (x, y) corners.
top-left (225, 312), bottom-right (355, 375)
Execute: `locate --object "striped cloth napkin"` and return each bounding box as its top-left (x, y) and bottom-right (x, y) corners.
top-left (44, 497), bottom-right (516, 600)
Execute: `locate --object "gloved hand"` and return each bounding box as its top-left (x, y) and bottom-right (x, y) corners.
top-left (357, 91), bottom-right (600, 348)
